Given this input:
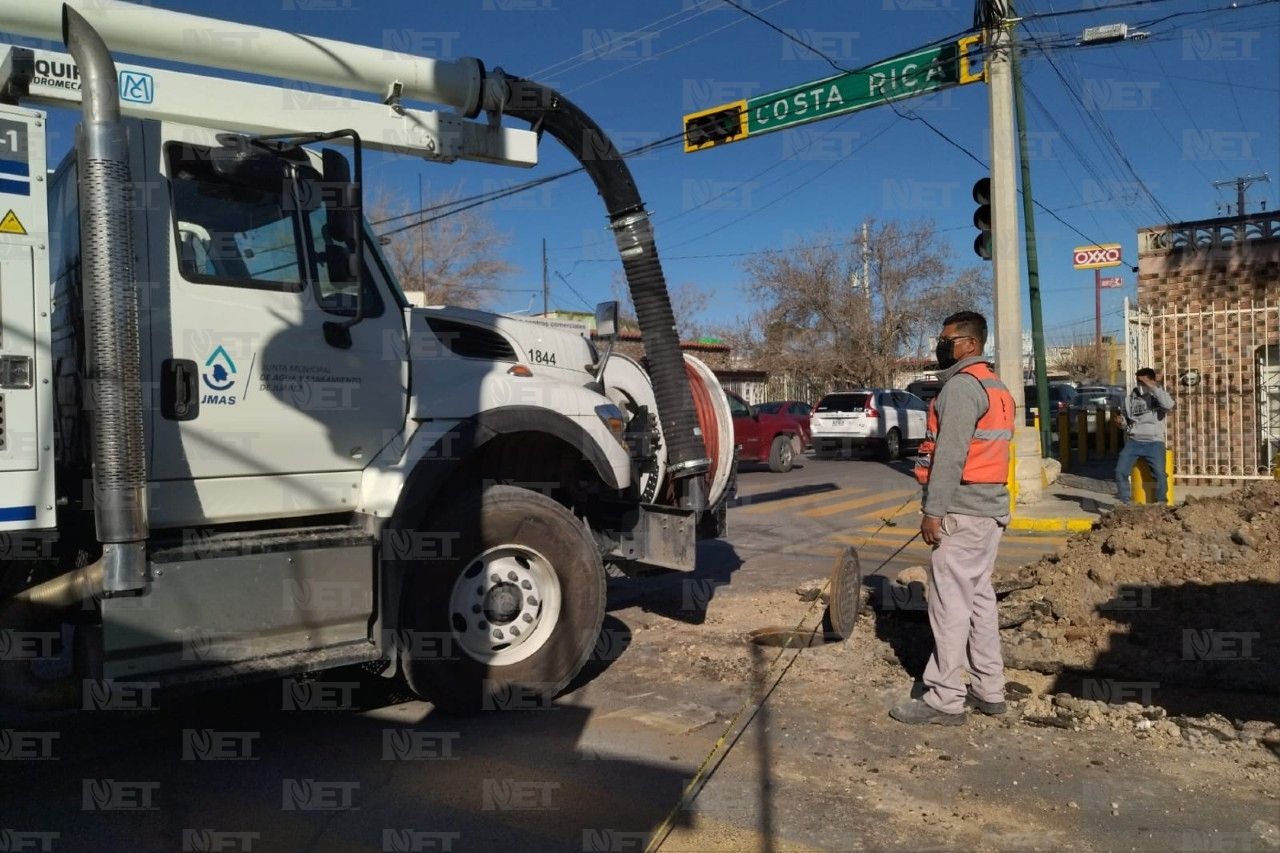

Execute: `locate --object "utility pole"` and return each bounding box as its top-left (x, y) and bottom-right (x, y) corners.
top-left (1213, 173), bottom-right (1270, 217)
top-left (984, 0), bottom-right (1041, 501)
top-left (541, 237), bottom-right (549, 317)
top-left (1011, 41), bottom-right (1052, 458)
top-left (861, 220), bottom-right (870, 298)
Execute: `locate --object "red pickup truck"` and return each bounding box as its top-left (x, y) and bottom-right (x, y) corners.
top-left (726, 391), bottom-right (804, 472)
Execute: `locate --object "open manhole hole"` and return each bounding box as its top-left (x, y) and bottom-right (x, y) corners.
top-left (748, 627), bottom-right (833, 648)
top-left (749, 546), bottom-right (865, 649)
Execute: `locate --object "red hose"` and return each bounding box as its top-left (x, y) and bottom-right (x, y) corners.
top-left (684, 361), bottom-right (720, 493)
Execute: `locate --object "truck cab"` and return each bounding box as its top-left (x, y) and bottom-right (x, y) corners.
top-left (0, 3), bottom-right (734, 714)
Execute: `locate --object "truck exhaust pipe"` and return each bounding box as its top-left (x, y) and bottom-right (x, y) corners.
top-left (0, 562), bottom-right (103, 711)
top-left (491, 73), bottom-right (711, 510)
top-left (63, 4), bottom-right (149, 593)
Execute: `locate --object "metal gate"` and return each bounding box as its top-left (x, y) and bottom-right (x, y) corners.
top-left (1128, 299), bottom-right (1280, 480)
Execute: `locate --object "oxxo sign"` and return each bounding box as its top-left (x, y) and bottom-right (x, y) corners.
top-left (1072, 243), bottom-right (1123, 270)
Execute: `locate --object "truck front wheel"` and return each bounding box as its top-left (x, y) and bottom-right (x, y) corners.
top-left (400, 485), bottom-right (605, 713)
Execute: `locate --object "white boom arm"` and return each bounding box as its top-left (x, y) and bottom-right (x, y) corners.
top-left (0, 0), bottom-right (483, 114)
top-left (0, 46), bottom-right (537, 167)
top-left (0, 0), bottom-right (537, 167)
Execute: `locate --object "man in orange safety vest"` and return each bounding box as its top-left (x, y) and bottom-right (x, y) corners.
top-left (891, 310), bottom-right (1014, 726)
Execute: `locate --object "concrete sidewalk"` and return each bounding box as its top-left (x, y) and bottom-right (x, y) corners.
top-left (1010, 467), bottom-right (1238, 535)
top-left (1009, 485), bottom-right (1108, 534)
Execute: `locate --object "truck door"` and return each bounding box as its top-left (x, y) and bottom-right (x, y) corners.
top-left (141, 122), bottom-right (407, 526)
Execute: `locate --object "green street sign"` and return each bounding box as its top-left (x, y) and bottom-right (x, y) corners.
top-left (684, 35), bottom-right (983, 153)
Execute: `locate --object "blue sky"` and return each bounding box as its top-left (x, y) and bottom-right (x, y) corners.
top-left (10, 0), bottom-right (1280, 345)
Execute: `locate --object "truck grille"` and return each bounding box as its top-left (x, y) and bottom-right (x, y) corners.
top-left (425, 318), bottom-right (517, 361)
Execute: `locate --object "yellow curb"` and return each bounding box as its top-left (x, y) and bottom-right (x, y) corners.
top-left (1007, 516), bottom-right (1095, 534)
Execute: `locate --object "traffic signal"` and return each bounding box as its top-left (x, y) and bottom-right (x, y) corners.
top-left (972, 177), bottom-right (992, 261)
top-left (683, 103), bottom-right (745, 153)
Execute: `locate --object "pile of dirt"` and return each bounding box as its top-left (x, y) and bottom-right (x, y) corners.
top-left (994, 481), bottom-right (1280, 694)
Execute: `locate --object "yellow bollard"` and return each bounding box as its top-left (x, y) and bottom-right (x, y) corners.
top-left (1076, 410), bottom-right (1088, 466)
top-left (1057, 411), bottom-right (1070, 470)
top-left (1095, 407), bottom-right (1107, 456)
top-left (1130, 448), bottom-right (1175, 505)
top-left (1131, 462), bottom-right (1148, 504)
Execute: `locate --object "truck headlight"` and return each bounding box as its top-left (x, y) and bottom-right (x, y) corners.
top-left (595, 403), bottom-right (627, 446)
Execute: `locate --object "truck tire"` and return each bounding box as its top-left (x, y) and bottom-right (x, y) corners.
top-left (880, 427), bottom-right (901, 461)
top-left (399, 485), bottom-right (605, 714)
top-left (768, 434), bottom-right (795, 473)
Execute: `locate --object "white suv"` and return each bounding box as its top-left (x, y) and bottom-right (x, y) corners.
top-left (810, 389), bottom-right (929, 461)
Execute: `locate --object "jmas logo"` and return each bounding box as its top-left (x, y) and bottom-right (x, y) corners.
top-left (201, 345), bottom-right (238, 406)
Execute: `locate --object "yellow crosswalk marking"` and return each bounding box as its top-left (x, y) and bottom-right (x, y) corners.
top-left (843, 525), bottom-right (1064, 548)
top-left (800, 488), bottom-right (919, 519)
top-left (831, 528), bottom-right (1065, 554)
top-left (738, 486), bottom-right (859, 515)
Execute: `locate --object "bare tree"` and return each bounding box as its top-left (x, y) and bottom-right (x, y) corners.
top-left (610, 276), bottom-right (710, 340)
top-left (369, 189), bottom-right (516, 309)
top-left (1050, 342), bottom-right (1106, 384)
top-left (739, 219), bottom-right (989, 388)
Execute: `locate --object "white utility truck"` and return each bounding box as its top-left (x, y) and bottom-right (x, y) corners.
top-left (0, 2), bottom-right (735, 712)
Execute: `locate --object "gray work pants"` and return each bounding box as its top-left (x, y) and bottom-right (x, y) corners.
top-left (921, 512), bottom-right (1009, 714)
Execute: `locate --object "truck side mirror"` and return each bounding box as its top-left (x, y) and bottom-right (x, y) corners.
top-left (595, 300), bottom-right (619, 340)
top-left (588, 300), bottom-right (620, 383)
top-left (321, 148), bottom-right (357, 251)
top-left (318, 141), bottom-right (365, 349)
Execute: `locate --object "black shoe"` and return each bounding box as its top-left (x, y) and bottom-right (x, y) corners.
top-left (965, 690), bottom-right (1007, 716)
top-left (889, 697), bottom-right (965, 726)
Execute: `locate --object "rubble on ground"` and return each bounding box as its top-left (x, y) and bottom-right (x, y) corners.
top-left (1013, 693), bottom-right (1280, 756)
top-left (994, 481), bottom-right (1280, 694)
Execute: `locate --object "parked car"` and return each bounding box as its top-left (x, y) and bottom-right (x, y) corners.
top-left (1025, 382), bottom-right (1104, 438)
top-left (754, 400), bottom-right (812, 447)
top-left (810, 389), bottom-right (928, 461)
top-left (906, 379), bottom-right (942, 404)
top-left (726, 391), bottom-right (804, 472)
top-left (1024, 383), bottom-right (1082, 425)
top-left (1076, 384), bottom-right (1126, 412)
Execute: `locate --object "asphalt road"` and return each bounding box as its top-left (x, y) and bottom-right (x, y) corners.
top-left (727, 453), bottom-right (1066, 586)
top-left (10, 456), bottom-right (1265, 852)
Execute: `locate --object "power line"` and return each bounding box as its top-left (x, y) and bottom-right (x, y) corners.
top-left (660, 116), bottom-right (901, 252)
top-left (1018, 78), bottom-right (1145, 234)
top-left (552, 270), bottom-right (596, 311)
top-left (1018, 0), bottom-right (1192, 24)
top-left (1067, 60), bottom-right (1280, 92)
top-left (1021, 30), bottom-right (1181, 226)
top-left (720, 0), bottom-right (844, 72)
top-left (372, 133), bottom-right (686, 235)
top-left (719, 0), bottom-right (1120, 252)
top-left (562, 0), bottom-right (794, 97)
top-left (528, 4), bottom-right (713, 80)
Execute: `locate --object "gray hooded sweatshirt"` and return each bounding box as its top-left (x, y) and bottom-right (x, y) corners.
top-left (921, 355), bottom-right (1012, 520)
top-left (1123, 383), bottom-right (1175, 442)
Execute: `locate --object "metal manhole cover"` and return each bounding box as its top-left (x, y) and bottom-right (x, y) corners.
top-left (822, 546), bottom-right (863, 640)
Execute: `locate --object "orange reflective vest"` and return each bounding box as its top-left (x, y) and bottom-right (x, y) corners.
top-left (913, 361), bottom-right (1014, 486)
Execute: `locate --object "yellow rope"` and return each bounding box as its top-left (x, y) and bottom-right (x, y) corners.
top-left (643, 489), bottom-right (922, 852)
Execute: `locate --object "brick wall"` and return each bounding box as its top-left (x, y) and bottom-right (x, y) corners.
top-left (1136, 213), bottom-right (1280, 480)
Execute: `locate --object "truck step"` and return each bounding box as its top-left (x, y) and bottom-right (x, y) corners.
top-left (149, 523), bottom-right (375, 564)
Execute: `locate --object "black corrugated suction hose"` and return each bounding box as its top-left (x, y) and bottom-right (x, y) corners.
top-left (498, 74), bottom-right (709, 509)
